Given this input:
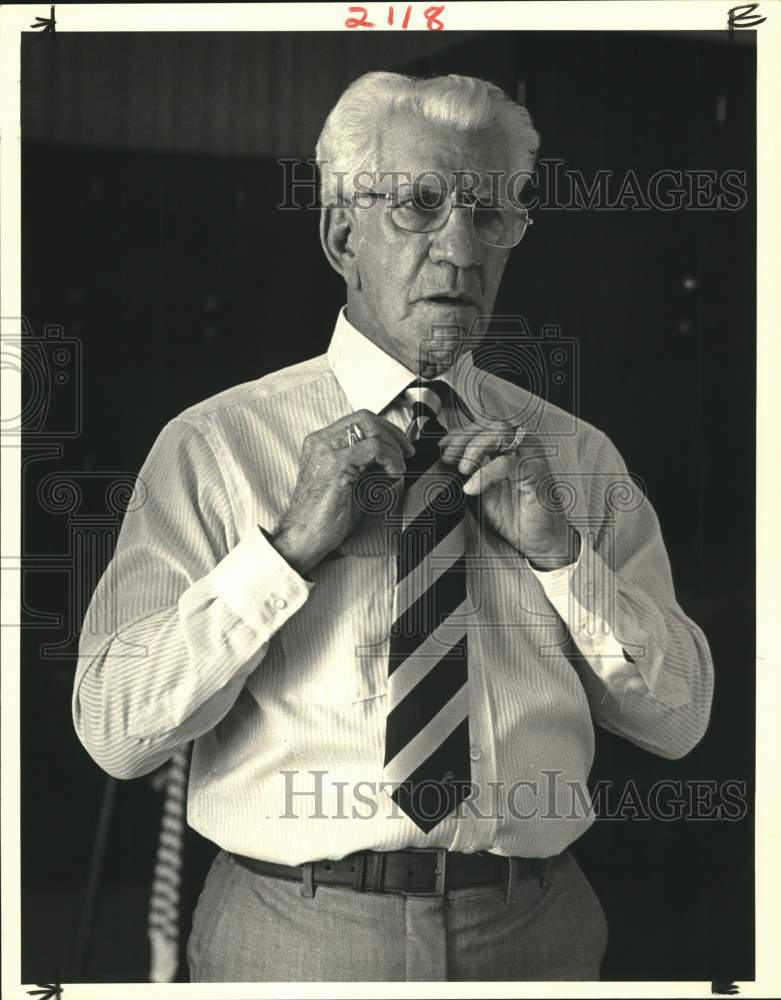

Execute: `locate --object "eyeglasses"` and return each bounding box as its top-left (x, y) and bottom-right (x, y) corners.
top-left (352, 184), bottom-right (533, 249)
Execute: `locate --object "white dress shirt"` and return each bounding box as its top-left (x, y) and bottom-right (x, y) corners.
top-left (73, 307), bottom-right (714, 865)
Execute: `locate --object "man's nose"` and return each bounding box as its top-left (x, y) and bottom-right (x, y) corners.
top-left (428, 204), bottom-right (484, 269)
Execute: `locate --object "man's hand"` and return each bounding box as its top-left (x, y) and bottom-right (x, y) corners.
top-left (440, 420), bottom-right (579, 570)
top-left (272, 410), bottom-right (415, 576)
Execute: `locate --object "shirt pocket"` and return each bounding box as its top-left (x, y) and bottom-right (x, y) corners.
top-left (275, 554), bottom-right (392, 705)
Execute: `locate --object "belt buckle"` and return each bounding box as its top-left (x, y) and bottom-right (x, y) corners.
top-left (404, 847), bottom-right (448, 897)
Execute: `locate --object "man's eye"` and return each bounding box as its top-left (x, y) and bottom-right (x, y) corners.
top-left (474, 204), bottom-right (502, 218)
top-left (395, 200), bottom-right (439, 220)
top-left (398, 198), bottom-right (437, 212)
top-left (400, 189), bottom-right (446, 209)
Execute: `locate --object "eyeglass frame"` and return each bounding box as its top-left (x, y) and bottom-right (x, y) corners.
top-left (349, 186), bottom-right (534, 249)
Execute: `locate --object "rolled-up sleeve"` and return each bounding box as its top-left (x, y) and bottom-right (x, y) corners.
top-left (72, 418), bottom-right (312, 779)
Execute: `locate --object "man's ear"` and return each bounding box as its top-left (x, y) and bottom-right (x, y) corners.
top-left (320, 206), bottom-right (360, 291)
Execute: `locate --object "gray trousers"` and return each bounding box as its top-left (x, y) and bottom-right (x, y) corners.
top-left (187, 849), bottom-right (608, 982)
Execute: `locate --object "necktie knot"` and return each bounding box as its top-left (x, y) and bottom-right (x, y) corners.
top-left (403, 379), bottom-right (450, 440)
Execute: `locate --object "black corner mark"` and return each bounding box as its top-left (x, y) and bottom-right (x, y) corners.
top-left (27, 983), bottom-right (62, 1000)
top-left (727, 2), bottom-right (767, 32)
top-left (30, 6), bottom-right (56, 34)
top-left (711, 982), bottom-right (740, 996)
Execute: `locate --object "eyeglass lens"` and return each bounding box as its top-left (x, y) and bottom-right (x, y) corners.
top-left (390, 187), bottom-right (528, 248)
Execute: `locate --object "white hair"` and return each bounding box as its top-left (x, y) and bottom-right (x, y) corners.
top-left (315, 71), bottom-right (541, 205)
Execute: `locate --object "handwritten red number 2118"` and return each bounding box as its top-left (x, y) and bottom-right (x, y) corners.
top-left (345, 6), bottom-right (446, 31)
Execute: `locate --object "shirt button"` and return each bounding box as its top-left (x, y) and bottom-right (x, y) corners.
top-left (469, 744), bottom-right (482, 761)
top-left (273, 596), bottom-right (287, 611)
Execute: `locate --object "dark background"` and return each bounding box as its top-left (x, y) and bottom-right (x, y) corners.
top-left (20, 31), bottom-right (755, 983)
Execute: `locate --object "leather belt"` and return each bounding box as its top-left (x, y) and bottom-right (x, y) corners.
top-left (231, 848), bottom-right (548, 902)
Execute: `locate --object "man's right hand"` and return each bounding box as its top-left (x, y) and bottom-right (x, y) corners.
top-left (271, 410), bottom-right (415, 576)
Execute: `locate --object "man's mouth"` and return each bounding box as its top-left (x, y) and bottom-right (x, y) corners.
top-left (420, 294), bottom-right (477, 307)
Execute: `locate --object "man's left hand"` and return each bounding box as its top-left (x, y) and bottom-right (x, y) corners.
top-left (439, 420), bottom-right (579, 571)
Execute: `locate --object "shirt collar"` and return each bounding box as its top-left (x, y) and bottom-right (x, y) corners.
top-left (326, 305), bottom-right (475, 416)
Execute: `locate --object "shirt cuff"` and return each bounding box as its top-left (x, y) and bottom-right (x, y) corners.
top-left (209, 525), bottom-right (313, 635)
top-left (527, 534), bottom-right (636, 677)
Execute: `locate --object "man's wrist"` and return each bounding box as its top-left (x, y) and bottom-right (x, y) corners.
top-left (266, 525), bottom-right (318, 579)
top-left (525, 527), bottom-right (582, 572)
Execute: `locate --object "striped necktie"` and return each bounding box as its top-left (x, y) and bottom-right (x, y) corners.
top-left (382, 379), bottom-right (472, 833)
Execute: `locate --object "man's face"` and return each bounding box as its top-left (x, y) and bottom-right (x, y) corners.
top-left (347, 113), bottom-right (516, 377)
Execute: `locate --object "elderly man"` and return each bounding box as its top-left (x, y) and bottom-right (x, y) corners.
top-left (73, 72), bottom-right (714, 982)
